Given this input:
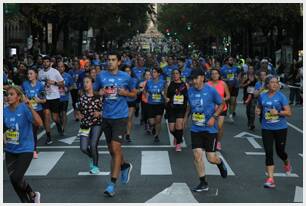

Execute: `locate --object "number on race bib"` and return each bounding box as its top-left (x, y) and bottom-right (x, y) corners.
top-left (192, 113), bottom-right (205, 126)
top-left (6, 129), bottom-right (20, 145)
top-left (173, 95), bottom-right (184, 105)
top-left (264, 112), bottom-right (280, 123)
top-left (152, 93), bottom-right (162, 102)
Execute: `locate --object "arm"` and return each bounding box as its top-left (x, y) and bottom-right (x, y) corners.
top-left (223, 81), bottom-right (231, 101)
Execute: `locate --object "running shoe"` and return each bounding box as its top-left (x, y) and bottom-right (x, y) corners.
top-left (192, 182), bottom-right (209, 192)
top-left (264, 177), bottom-right (276, 188)
top-left (45, 138), bottom-right (53, 145)
top-left (121, 162), bottom-right (133, 184)
top-left (154, 136), bottom-right (160, 143)
top-left (283, 160), bottom-right (292, 175)
top-left (228, 114), bottom-right (234, 123)
top-left (90, 166), bottom-right (100, 175)
top-left (175, 144), bottom-right (182, 152)
top-left (216, 141), bottom-right (222, 151)
top-left (217, 159), bottom-right (228, 178)
top-left (126, 135), bottom-right (132, 142)
top-left (33, 191), bottom-right (41, 203)
top-left (33, 151), bottom-right (38, 159)
top-left (104, 182), bottom-right (116, 197)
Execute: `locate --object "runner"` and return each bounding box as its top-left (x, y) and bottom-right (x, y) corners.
top-left (254, 69), bottom-right (269, 124)
top-left (139, 70), bottom-right (152, 134)
top-left (77, 76), bottom-right (103, 174)
top-left (207, 69), bottom-right (230, 151)
top-left (95, 52), bottom-right (136, 197)
top-left (38, 56), bottom-right (64, 144)
top-left (58, 61), bottom-right (73, 135)
top-left (163, 56), bottom-right (178, 84)
top-left (177, 56), bottom-right (192, 83)
top-left (68, 61), bottom-right (83, 121)
top-left (188, 69), bottom-right (228, 192)
top-left (256, 76), bottom-right (292, 188)
top-left (4, 86), bottom-right (43, 203)
top-left (144, 67), bottom-right (166, 143)
top-left (22, 68), bottom-right (46, 158)
top-left (241, 65), bottom-right (257, 130)
top-left (123, 65), bottom-right (138, 142)
top-left (221, 56), bottom-right (241, 122)
top-left (166, 69), bottom-right (188, 152)
top-left (132, 57), bottom-right (146, 118)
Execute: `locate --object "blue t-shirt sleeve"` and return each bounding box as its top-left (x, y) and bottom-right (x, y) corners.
top-left (128, 76), bottom-right (136, 90)
top-left (257, 94), bottom-right (263, 106)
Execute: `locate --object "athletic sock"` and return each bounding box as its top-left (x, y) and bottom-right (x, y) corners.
top-left (175, 129), bottom-right (183, 144)
top-left (111, 177), bottom-right (117, 184)
top-left (199, 176), bottom-right (207, 184)
top-left (121, 162), bottom-right (130, 170)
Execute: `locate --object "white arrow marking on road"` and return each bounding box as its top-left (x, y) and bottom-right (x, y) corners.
top-left (166, 119), bottom-right (187, 147)
top-left (294, 186), bottom-right (303, 202)
top-left (145, 183), bottom-right (198, 203)
top-left (246, 137), bottom-right (262, 149)
top-left (78, 172), bottom-right (110, 176)
top-left (58, 136), bottom-right (78, 145)
top-left (25, 152), bottom-right (64, 176)
top-left (265, 172), bottom-right (299, 177)
top-left (245, 152), bottom-right (265, 155)
top-left (298, 153), bottom-right (303, 158)
top-left (203, 152), bottom-right (235, 176)
top-left (141, 151), bottom-right (172, 175)
top-left (234, 131), bottom-right (262, 139)
top-left (287, 122), bottom-right (303, 134)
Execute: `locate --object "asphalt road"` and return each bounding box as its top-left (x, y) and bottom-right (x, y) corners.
top-left (3, 88), bottom-right (303, 203)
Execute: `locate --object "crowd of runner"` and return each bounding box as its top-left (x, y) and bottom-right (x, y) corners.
top-left (3, 50), bottom-right (303, 202)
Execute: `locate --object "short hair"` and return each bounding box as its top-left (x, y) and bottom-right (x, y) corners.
top-left (108, 51), bottom-right (121, 61)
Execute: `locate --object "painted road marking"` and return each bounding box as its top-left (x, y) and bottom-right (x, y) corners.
top-left (204, 152), bottom-right (235, 176)
top-left (234, 132), bottom-right (262, 149)
top-left (37, 109), bottom-right (74, 140)
top-left (58, 136), bottom-right (77, 144)
top-left (294, 186), bottom-right (303, 202)
top-left (234, 132), bottom-right (261, 139)
top-left (287, 122), bottom-right (303, 134)
top-left (98, 151), bottom-right (110, 154)
top-left (141, 151), bottom-right (172, 175)
top-left (146, 183), bottom-right (198, 203)
top-left (245, 152), bottom-right (265, 155)
top-left (25, 151), bottom-right (64, 176)
top-left (165, 119), bottom-right (187, 147)
top-left (265, 172), bottom-right (299, 177)
top-left (37, 145), bottom-right (179, 149)
top-left (246, 137), bottom-right (262, 149)
top-left (298, 153), bottom-right (303, 158)
top-left (78, 172), bottom-right (110, 176)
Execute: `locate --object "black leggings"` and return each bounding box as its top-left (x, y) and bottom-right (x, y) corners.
top-left (262, 128), bottom-right (288, 166)
top-left (6, 152), bottom-right (34, 203)
top-left (141, 101), bottom-right (149, 123)
top-left (32, 110), bottom-right (44, 151)
top-left (70, 89), bottom-right (79, 110)
top-left (246, 99), bottom-right (256, 127)
top-left (80, 125), bottom-right (103, 166)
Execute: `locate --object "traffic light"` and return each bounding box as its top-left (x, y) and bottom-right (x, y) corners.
top-left (166, 28), bottom-right (170, 36)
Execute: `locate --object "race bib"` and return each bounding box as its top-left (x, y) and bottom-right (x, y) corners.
top-left (6, 129), bottom-right (20, 145)
top-left (247, 86), bottom-right (255, 94)
top-left (29, 99), bottom-right (38, 110)
top-left (227, 73), bottom-right (235, 80)
top-left (173, 95), bottom-right (184, 105)
top-left (192, 113), bottom-right (205, 126)
top-left (260, 89), bottom-right (268, 94)
top-left (264, 112), bottom-right (280, 123)
top-left (78, 128), bottom-right (90, 137)
top-left (152, 93), bottom-right (162, 102)
top-left (105, 86), bottom-right (118, 100)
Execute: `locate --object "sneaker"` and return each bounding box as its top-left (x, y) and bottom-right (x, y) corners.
top-left (121, 162), bottom-right (133, 184)
top-left (192, 182), bottom-right (209, 192)
top-left (154, 136), bottom-right (160, 143)
top-left (33, 191), bottom-right (41, 203)
top-left (33, 151), bottom-right (38, 159)
top-left (152, 128), bottom-right (156, 136)
top-left (216, 141), bottom-right (222, 151)
top-left (264, 177), bottom-right (276, 188)
top-left (104, 182), bottom-right (115, 197)
top-left (283, 160), bottom-right (292, 175)
top-left (45, 138), bottom-right (53, 145)
top-left (229, 114), bottom-right (234, 123)
top-left (175, 144), bottom-right (182, 152)
top-left (217, 159), bottom-right (228, 178)
top-left (90, 166), bottom-right (100, 174)
top-left (89, 159), bottom-right (94, 170)
top-left (126, 135), bottom-right (132, 142)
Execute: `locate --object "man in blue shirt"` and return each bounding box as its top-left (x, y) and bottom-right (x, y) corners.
top-left (95, 52), bottom-right (137, 197)
top-left (188, 69), bottom-right (228, 193)
top-left (163, 56), bottom-right (178, 84)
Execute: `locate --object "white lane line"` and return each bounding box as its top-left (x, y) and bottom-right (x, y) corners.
top-left (287, 122), bottom-right (303, 134)
top-left (37, 145), bottom-right (179, 149)
top-left (58, 136), bottom-right (77, 144)
top-left (165, 119), bottom-right (187, 148)
top-left (78, 172), bottom-right (110, 176)
top-left (25, 151), bottom-right (64, 176)
top-left (204, 151), bottom-right (235, 176)
top-left (246, 137), bottom-right (262, 149)
top-left (37, 109), bottom-right (74, 140)
top-left (146, 183), bottom-right (198, 203)
top-left (298, 153), bottom-right (303, 158)
top-left (294, 186), bottom-right (303, 202)
top-left (245, 152), bottom-right (265, 155)
top-left (265, 172), bottom-right (299, 177)
top-left (98, 151), bottom-right (110, 154)
top-left (141, 151), bottom-right (172, 175)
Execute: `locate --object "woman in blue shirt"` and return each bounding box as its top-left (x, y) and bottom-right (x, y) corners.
top-left (144, 67), bottom-right (166, 143)
top-left (22, 68), bottom-right (46, 159)
top-left (256, 76), bottom-right (292, 189)
top-left (4, 86), bottom-right (43, 203)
